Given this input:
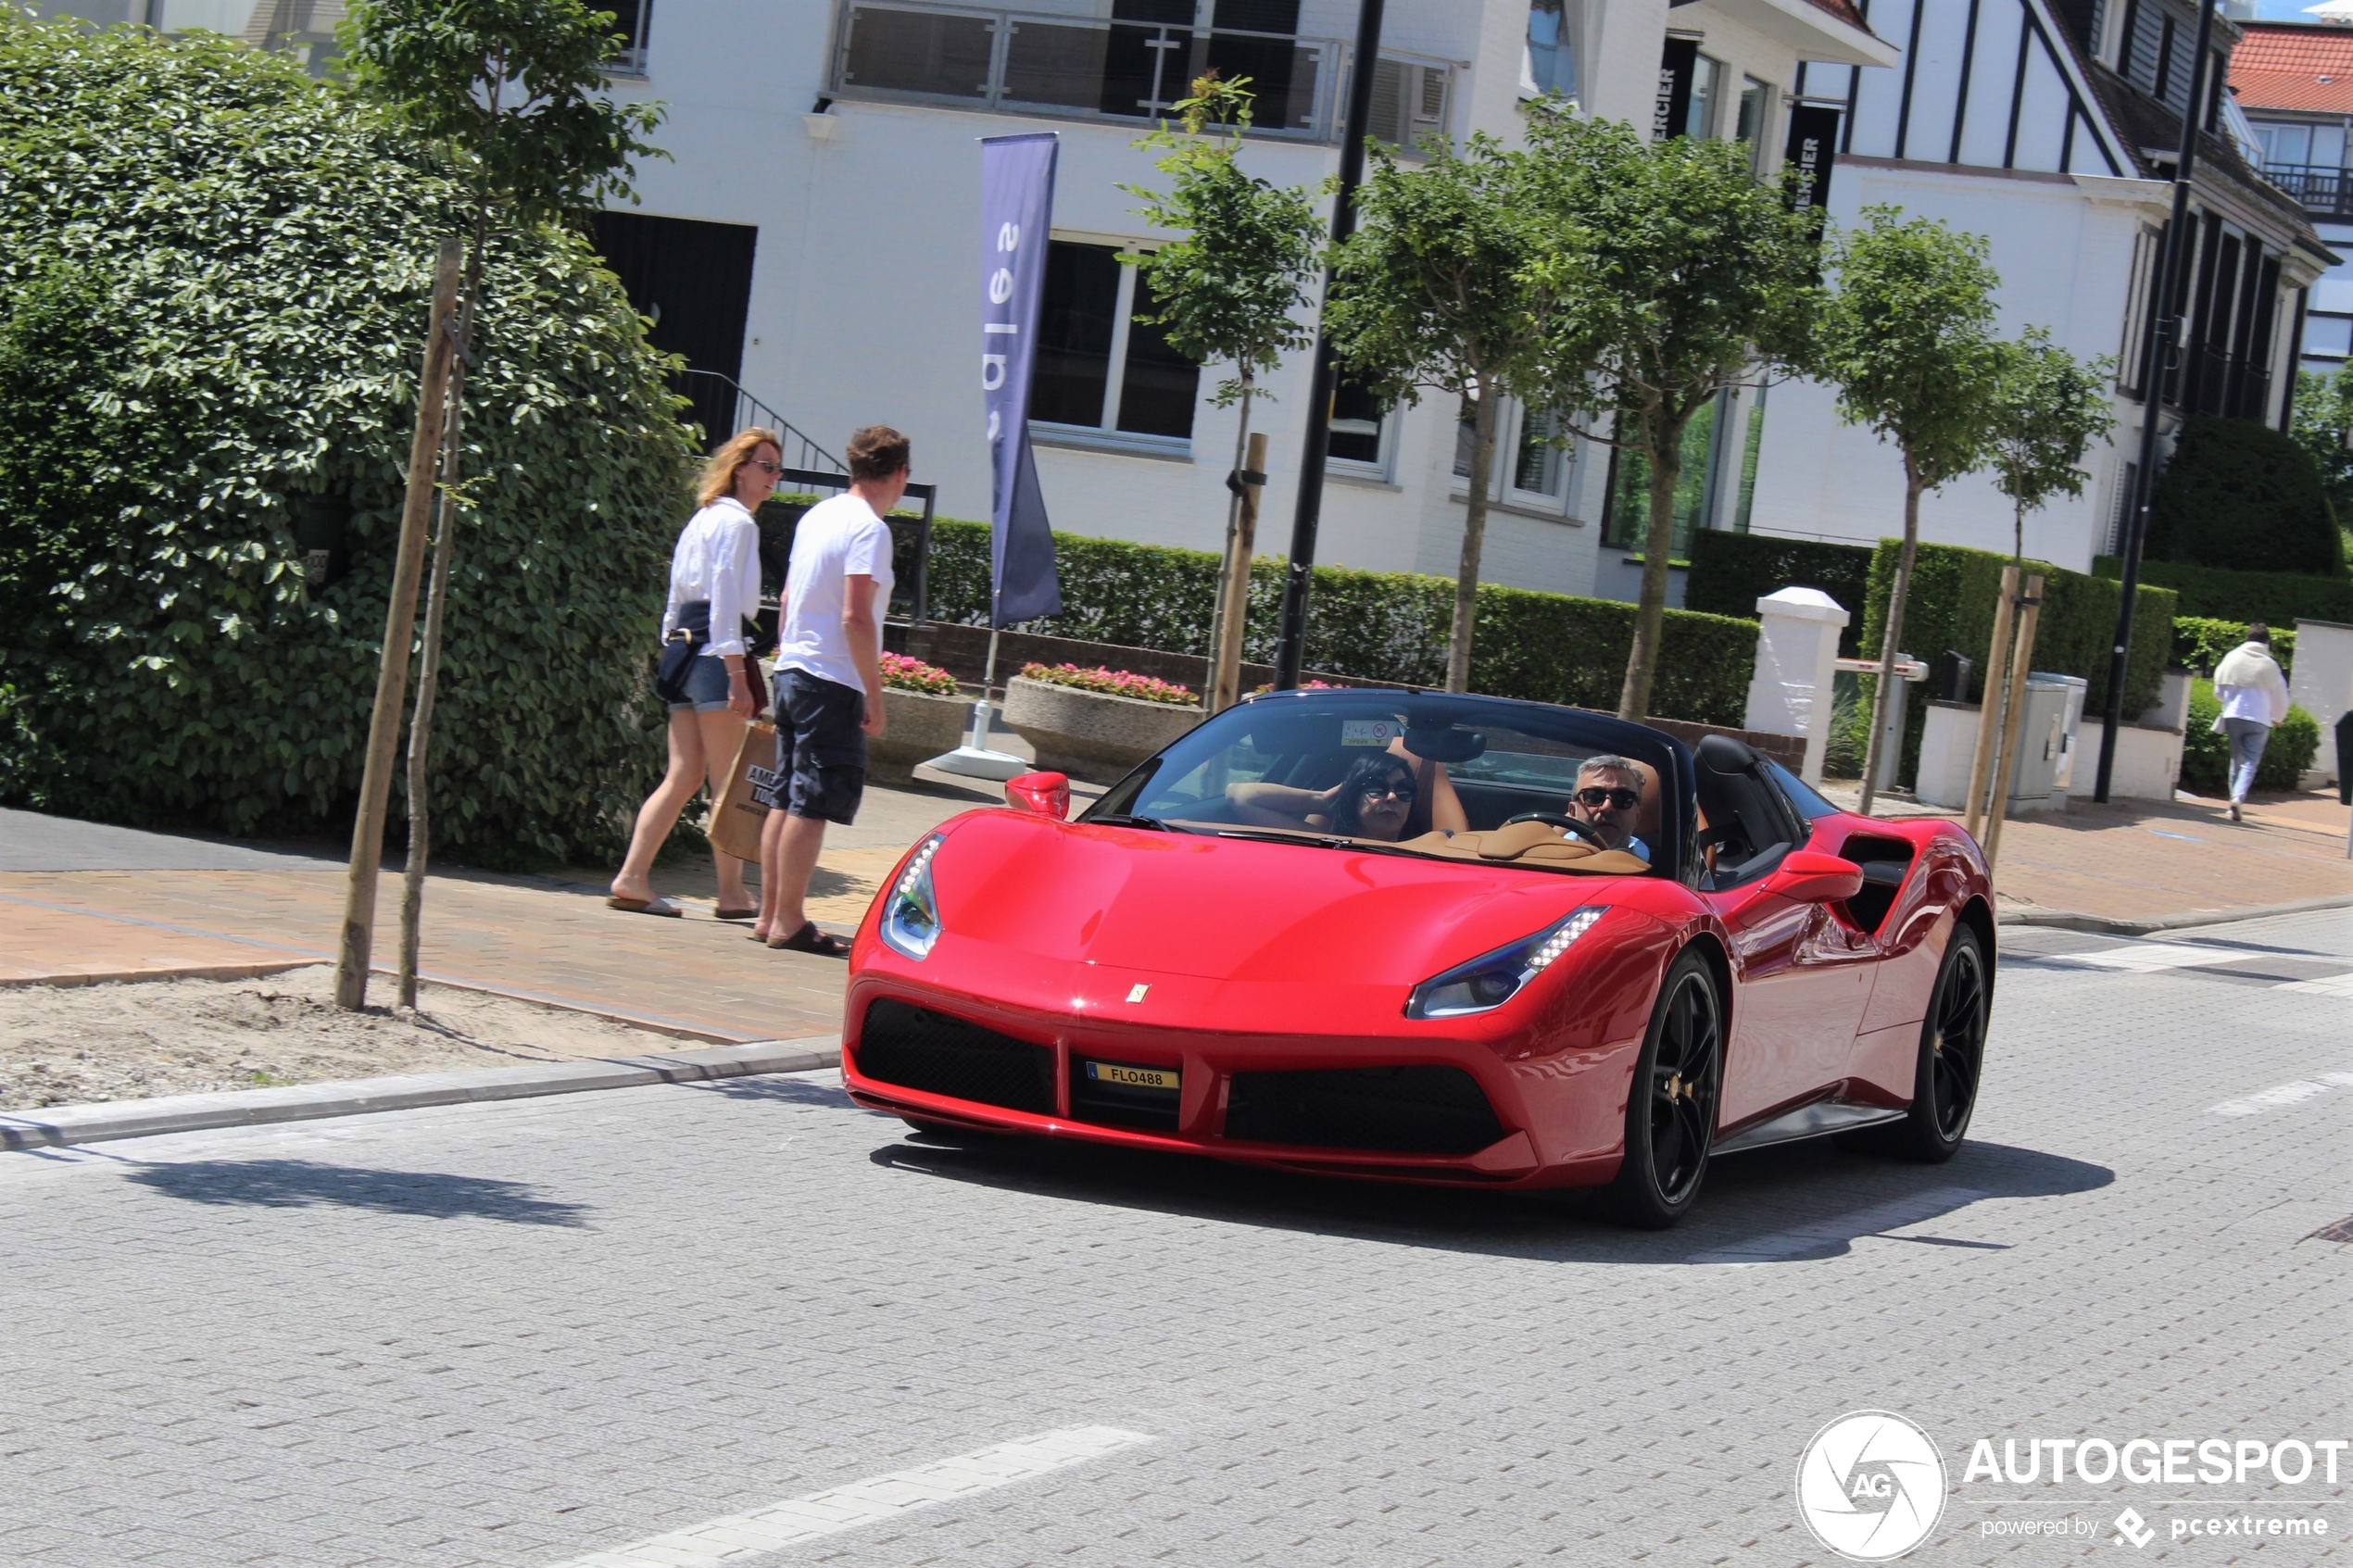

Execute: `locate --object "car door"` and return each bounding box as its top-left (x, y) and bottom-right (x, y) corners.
top-left (1699, 756), bottom-right (1876, 1128)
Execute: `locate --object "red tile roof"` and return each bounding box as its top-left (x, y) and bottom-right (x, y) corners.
top-left (1800, 0), bottom-right (1872, 31)
top-left (2232, 23), bottom-right (2353, 116)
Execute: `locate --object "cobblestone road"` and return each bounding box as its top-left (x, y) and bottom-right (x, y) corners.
top-left (2, 912), bottom-right (2346, 1567)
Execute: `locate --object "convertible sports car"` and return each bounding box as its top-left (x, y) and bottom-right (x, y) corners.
top-left (841, 688), bottom-right (1994, 1226)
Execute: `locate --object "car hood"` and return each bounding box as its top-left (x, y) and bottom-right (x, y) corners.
top-left (930, 811), bottom-right (1623, 985)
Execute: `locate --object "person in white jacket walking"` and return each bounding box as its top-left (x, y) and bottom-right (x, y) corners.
top-left (2212, 623), bottom-right (2291, 822)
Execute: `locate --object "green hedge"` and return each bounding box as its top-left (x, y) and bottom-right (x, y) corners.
top-left (2146, 415), bottom-right (2346, 576)
top-left (2092, 556), bottom-right (2353, 626)
top-left (2181, 684), bottom-right (2322, 795)
top-left (1684, 531), bottom-right (1875, 658)
top-left (2173, 618), bottom-right (2294, 676)
top-left (1859, 542), bottom-right (2175, 785)
top-left (0, 21), bottom-right (696, 862)
top-left (916, 518), bottom-right (1759, 724)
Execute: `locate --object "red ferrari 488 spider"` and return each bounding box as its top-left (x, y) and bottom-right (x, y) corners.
top-left (841, 689), bottom-right (1994, 1226)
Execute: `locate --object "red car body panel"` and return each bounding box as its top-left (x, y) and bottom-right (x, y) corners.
top-left (842, 784), bottom-right (1992, 1192)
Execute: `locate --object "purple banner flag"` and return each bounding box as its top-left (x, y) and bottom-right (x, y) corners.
top-left (979, 132), bottom-right (1063, 626)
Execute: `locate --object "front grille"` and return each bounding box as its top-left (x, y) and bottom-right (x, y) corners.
top-left (1223, 1065), bottom-right (1505, 1155)
top-left (855, 998), bottom-right (1056, 1115)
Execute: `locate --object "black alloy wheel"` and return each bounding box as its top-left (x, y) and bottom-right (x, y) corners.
top-left (1862, 925), bottom-right (1989, 1163)
top-left (1602, 949), bottom-right (1724, 1228)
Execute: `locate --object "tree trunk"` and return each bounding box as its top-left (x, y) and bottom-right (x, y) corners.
top-left (335, 238), bottom-right (462, 1011)
top-left (1206, 377), bottom-right (1253, 708)
top-left (1445, 386), bottom-right (1497, 694)
top-left (1616, 412), bottom-right (1685, 722)
top-left (397, 217), bottom-right (486, 1007)
top-left (1857, 467), bottom-right (1926, 816)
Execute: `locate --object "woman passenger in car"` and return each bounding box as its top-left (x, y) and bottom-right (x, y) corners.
top-left (1226, 747), bottom-right (1466, 840)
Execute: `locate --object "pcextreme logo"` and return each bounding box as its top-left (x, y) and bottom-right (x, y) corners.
top-left (1796, 1411), bottom-right (1949, 1562)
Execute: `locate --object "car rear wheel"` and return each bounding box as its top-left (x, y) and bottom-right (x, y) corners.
top-left (1856, 925), bottom-right (1988, 1163)
top-left (1602, 948), bottom-right (1723, 1229)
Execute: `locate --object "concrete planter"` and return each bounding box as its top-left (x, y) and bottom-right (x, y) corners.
top-left (1001, 675), bottom-right (1203, 784)
top-left (867, 686), bottom-right (973, 781)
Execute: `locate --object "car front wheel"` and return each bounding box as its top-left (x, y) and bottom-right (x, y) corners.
top-left (1602, 947), bottom-right (1724, 1229)
top-left (1863, 924), bottom-right (1989, 1163)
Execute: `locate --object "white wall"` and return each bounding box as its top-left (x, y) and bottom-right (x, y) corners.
top-left (1744, 159), bottom-right (2149, 569)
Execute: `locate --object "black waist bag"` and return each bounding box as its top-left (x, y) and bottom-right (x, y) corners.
top-left (654, 599), bottom-right (712, 705)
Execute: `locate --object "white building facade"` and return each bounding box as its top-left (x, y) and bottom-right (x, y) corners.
top-left (1747, 0), bottom-right (2328, 571)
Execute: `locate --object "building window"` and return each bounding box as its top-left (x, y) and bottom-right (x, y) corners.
top-left (1327, 372), bottom-right (1392, 473)
top-left (1369, 57), bottom-right (1452, 149)
top-left (1452, 401), bottom-right (1579, 514)
top-left (1601, 395), bottom-right (1726, 555)
top-left (605, 0), bottom-right (654, 74)
top-left (1686, 54), bottom-right (1723, 140)
top-left (1734, 76), bottom-right (1771, 167)
top-left (1031, 240), bottom-right (1201, 446)
top-left (1521, 0), bottom-right (1579, 103)
top-left (2304, 311), bottom-right (2353, 362)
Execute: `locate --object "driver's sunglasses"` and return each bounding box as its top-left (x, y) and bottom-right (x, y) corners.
top-left (1574, 785), bottom-right (1640, 809)
top-left (1362, 778), bottom-right (1417, 803)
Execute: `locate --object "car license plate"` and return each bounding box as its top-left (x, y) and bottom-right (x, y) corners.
top-left (1085, 1060), bottom-right (1178, 1093)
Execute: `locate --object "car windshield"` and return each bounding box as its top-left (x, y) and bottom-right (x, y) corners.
top-left (1084, 690), bottom-right (1688, 877)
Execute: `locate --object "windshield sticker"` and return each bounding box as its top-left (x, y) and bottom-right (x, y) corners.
top-left (1341, 719), bottom-right (1402, 747)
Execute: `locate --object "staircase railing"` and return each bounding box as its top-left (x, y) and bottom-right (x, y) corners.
top-left (677, 369), bottom-right (844, 473)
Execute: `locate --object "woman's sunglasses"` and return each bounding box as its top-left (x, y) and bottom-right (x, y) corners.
top-left (1573, 785), bottom-right (1640, 809)
top-left (1361, 777), bottom-right (1417, 803)
top-left (746, 458), bottom-right (784, 475)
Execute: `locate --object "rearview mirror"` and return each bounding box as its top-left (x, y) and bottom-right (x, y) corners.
top-left (1763, 849), bottom-right (1863, 905)
top-left (1004, 771), bottom-right (1070, 820)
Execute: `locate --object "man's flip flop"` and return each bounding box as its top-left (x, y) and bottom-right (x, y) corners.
top-left (606, 895), bottom-right (684, 918)
top-left (768, 922), bottom-right (850, 958)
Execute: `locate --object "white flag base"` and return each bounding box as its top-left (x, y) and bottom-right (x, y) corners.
top-left (923, 698), bottom-right (1031, 782)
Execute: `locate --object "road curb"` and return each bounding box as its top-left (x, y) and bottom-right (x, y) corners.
top-left (1996, 891), bottom-right (2353, 937)
top-left (0, 960), bottom-right (319, 989)
top-left (0, 1035), bottom-right (843, 1153)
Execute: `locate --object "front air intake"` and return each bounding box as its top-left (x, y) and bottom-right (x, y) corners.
top-left (855, 998), bottom-right (1056, 1115)
top-left (1223, 1065), bottom-right (1505, 1155)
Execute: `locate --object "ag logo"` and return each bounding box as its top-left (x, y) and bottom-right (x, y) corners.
top-left (1795, 1411), bottom-right (1947, 1562)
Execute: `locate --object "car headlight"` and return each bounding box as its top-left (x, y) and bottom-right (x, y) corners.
top-left (1404, 907), bottom-right (1608, 1020)
top-left (879, 833), bottom-right (945, 960)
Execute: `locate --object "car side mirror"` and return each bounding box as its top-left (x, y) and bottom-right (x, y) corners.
top-left (1763, 849), bottom-right (1863, 905)
top-left (1004, 771), bottom-right (1070, 820)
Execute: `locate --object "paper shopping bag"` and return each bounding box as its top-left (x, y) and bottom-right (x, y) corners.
top-left (709, 721), bottom-right (777, 862)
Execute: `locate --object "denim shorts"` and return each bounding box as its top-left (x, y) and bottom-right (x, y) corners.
top-left (664, 652), bottom-right (735, 713)
top-left (774, 668), bottom-right (867, 825)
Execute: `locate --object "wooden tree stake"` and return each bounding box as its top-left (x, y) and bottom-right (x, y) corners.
top-left (1963, 562), bottom-right (2020, 842)
top-left (336, 239), bottom-right (462, 1011)
top-left (1211, 431), bottom-right (1268, 713)
top-left (1981, 573), bottom-right (2045, 877)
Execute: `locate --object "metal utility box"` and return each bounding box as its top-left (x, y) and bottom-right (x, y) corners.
top-left (2004, 675), bottom-right (2072, 813)
top-left (2042, 673), bottom-right (2089, 808)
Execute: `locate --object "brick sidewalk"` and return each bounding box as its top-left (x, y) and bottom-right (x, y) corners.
top-left (1, 777), bottom-right (2344, 1042)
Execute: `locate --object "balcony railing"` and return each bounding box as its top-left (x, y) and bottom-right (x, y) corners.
top-left (827, 0), bottom-right (1453, 147)
top-left (2258, 162), bottom-right (2353, 219)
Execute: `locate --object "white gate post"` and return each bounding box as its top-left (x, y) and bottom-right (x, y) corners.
top-left (1743, 587), bottom-right (1851, 785)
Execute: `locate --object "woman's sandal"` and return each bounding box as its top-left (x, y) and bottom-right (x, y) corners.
top-left (606, 895), bottom-right (683, 918)
top-left (768, 922), bottom-right (850, 958)
top-left (713, 905), bottom-right (760, 922)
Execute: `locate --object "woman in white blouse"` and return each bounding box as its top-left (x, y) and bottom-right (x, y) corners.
top-left (608, 429), bottom-right (779, 917)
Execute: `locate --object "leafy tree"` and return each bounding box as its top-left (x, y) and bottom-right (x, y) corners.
top-left (2147, 414), bottom-right (2345, 577)
top-left (1522, 113), bottom-right (1824, 721)
top-left (1325, 133), bottom-right (1554, 692)
top-left (1986, 326), bottom-right (2115, 562)
top-left (1124, 73), bottom-right (1324, 691)
top-left (0, 18), bottom-right (693, 866)
top-left (2289, 365), bottom-right (2353, 524)
top-left (1816, 207), bottom-right (2003, 812)
top-left (342, 0), bottom-right (667, 999)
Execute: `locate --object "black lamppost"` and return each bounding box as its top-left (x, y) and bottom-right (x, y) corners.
top-left (1271, 0), bottom-right (1387, 690)
top-left (2095, 0), bottom-right (2221, 801)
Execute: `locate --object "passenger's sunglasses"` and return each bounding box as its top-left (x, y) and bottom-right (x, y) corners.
top-left (1573, 785), bottom-right (1640, 810)
top-left (1361, 778), bottom-right (1417, 803)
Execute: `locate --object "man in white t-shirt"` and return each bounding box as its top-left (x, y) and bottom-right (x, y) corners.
top-left (756, 426), bottom-right (908, 957)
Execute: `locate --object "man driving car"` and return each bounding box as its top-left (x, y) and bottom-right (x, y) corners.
top-left (1567, 755), bottom-right (1650, 860)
